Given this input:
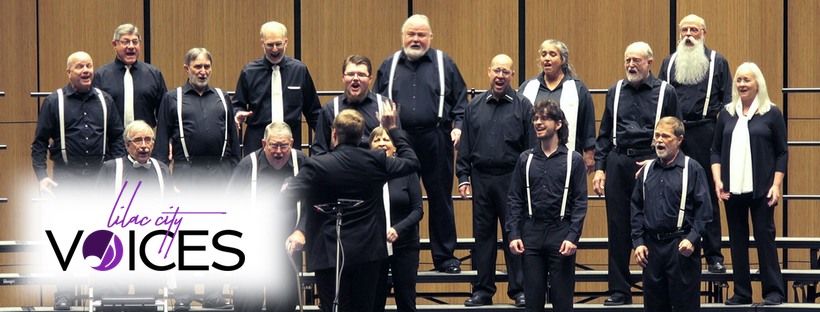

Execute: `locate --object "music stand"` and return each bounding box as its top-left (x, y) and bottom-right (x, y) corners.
top-left (313, 199), bottom-right (364, 312)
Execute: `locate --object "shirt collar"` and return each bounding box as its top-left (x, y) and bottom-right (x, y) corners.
top-left (114, 58), bottom-right (140, 71)
top-left (624, 73), bottom-right (660, 90)
top-left (182, 82), bottom-right (214, 95)
top-left (64, 84), bottom-right (93, 98)
top-left (485, 87), bottom-right (516, 103)
top-left (264, 56), bottom-right (289, 68)
top-left (127, 155), bottom-right (152, 168)
top-left (341, 91), bottom-right (377, 106)
top-left (400, 48), bottom-right (435, 63)
top-left (537, 73), bottom-right (569, 89)
top-left (535, 144), bottom-right (568, 159)
top-left (654, 151), bottom-right (685, 169)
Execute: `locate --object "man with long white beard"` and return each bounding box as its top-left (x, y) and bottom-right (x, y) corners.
top-left (659, 14), bottom-right (731, 274)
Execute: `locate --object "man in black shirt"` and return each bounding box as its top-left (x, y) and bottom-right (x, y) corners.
top-left (32, 51), bottom-right (125, 199)
top-left (285, 106), bottom-right (419, 312)
top-left (97, 120), bottom-right (171, 199)
top-left (507, 99), bottom-right (588, 312)
top-left (94, 23), bottom-right (167, 127)
top-left (233, 21), bottom-right (321, 154)
top-left (31, 51), bottom-right (125, 310)
top-left (632, 116), bottom-right (712, 312)
top-left (658, 14), bottom-right (731, 274)
top-left (375, 14), bottom-right (468, 273)
top-left (593, 42), bottom-right (680, 305)
top-left (228, 122), bottom-right (307, 312)
top-left (153, 47), bottom-right (240, 193)
top-left (312, 55), bottom-right (391, 155)
top-left (456, 54), bottom-right (531, 307)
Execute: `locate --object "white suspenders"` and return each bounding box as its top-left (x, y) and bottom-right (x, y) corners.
top-left (56, 88), bottom-right (108, 164)
top-left (666, 50), bottom-right (716, 118)
top-left (642, 156), bottom-right (690, 230)
top-left (521, 79), bottom-right (580, 151)
top-left (383, 182), bottom-right (393, 256)
top-left (525, 149), bottom-right (573, 220)
top-left (176, 87), bottom-right (229, 162)
top-left (612, 80), bottom-right (667, 146)
top-left (250, 149), bottom-right (301, 223)
top-left (114, 157), bottom-right (165, 197)
top-left (333, 94), bottom-right (383, 118)
top-left (388, 50), bottom-right (445, 120)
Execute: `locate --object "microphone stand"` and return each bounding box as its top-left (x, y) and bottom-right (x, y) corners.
top-left (313, 199), bottom-right (364, 312)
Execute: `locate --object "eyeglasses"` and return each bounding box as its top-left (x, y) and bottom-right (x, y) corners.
top-left (129, 137), bottom-right (154, 145)
top-left (118, 39), bottom-right (141, 47)
top-left (344, 72), bottom-right (370, 78)
top-left (492, 68), bottom-right (512, 77)
top-left (266, 143), bottom-right (290, 150)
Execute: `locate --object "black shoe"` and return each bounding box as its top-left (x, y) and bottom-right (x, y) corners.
top-left (202, 297), bottom-right (233, 309)
top-left (725, 295), bottom-right (752, 305)
top-left (763, 296), bottom-right (783, 305)
top-left (437, 260), bottom-right (461, 274)
top-left (53, 296), bottom-right (70, 310)
top-left (707, 261), bottom-right (727, 273)
top-left (603, 295), bottom-right (632, 306)
top-left (464, 293), bottom-right (492, 306)
top-left (173, 299), bottom-right (191, 312)
top-left (513, 293), bottom-right (526, 307)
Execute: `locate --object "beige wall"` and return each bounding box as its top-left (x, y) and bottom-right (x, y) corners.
top-left (1, 0), bottom-right (818, 306)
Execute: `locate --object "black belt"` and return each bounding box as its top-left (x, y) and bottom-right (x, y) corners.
top-left (613, 146), bottom-right (653, 157)
top-left (646, 229), bottom-right (689, 241)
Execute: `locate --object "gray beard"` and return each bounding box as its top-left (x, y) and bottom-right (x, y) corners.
top-left (674, 39), bottom-right (710, 85)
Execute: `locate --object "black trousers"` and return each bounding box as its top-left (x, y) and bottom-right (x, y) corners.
top-left (374, 245), bottom-right (420, 312)
top-left (470, 171), bottom-right (523, 298)
top-left (405, 127), bottom-right (458, 268)
top-left (682, 121), bottom-right (723, 265)
top-left (604, 151), bottom-right (653, 298)
top-left (642, 235), bottom-right (701, 312)
top-left (233, 253), bottom-right (301, 312)
top-left (522, 219), bottom-right (576, 312)
top-left (724, 193), bottom-right (785, 301)
top-left (316, 260), bottom-right (382, 312)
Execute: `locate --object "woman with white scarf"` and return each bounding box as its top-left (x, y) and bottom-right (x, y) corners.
top-left (710, 62), bottom-right (787, 306)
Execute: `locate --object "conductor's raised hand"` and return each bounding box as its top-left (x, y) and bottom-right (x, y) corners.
top-left (378, 99), bottom-right (398, 130)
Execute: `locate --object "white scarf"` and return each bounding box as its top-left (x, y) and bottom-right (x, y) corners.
top-left (728, 99), bottom-right (758, 194)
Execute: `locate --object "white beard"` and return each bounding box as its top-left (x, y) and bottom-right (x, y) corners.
top-left (403, 46), bottom-right (428, 61)
top-left (673, 38), bottom-right (710, 85)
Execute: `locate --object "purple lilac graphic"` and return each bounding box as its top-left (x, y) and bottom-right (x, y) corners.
top-left (82, 230), bottom-right (123, 271)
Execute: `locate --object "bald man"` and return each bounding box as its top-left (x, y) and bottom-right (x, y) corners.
top-left (31, 51), bottom-right (125, 310)
top-left (233, 21), bottom-right (321, 154)
top-left (32, 51), bottom-right (125, 199)
top-left (456, 54), bottom-right (532, 307)
top-left (594, 42), bottom-right (680, 305)
top-left (658, 14), bottom-right (731, 274)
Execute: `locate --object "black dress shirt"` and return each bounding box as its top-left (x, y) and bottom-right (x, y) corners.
top-left (631, 152), bottom-right (713, 247)
top-left (310, 92), bottom-right (392, 155)
top-left (153, 83), bottom-right (240, 165)
top-left (517, 75), bottom-right (596, 152)
top-left (506, 146), bottom-right (588, 243)
top-left (32, 84), bottom-right (125, 181)
top-left (228, 148), bottom-right (307, 201)
top-left (95, 155), bottom-right (173, 198)
top-left (658, 47), bottom-right (732, 121)
top-left (286, 128), bottom-right (419, 271)
top-left (232, 56), bottom-right (321, 142)
top-left (374, 48), bottom-right (467, 129)
top-left (94, 59), bottom-right (168, 127)
top-left (595, 74), bottom-right (680, 170)
top-left (456, 88), bottom-right (534, 184)
top-left (710, 106), bottom-right (788, 199)
top-left (387, 172), bottom-right (423, 249)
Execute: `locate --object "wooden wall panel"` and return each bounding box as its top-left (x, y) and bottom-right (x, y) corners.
top-left (0, 0), bottom-right (38, 122)
top-left (38, 0), bottom-right (143, 92)
top-left (414, 0), bottom-right (519, 90)
top-left (787, 0), bottom-right (820, 118)
top-left (301, 0), bottom-right (406, 93)
top-left (150, 0), bottom-right (294, 90)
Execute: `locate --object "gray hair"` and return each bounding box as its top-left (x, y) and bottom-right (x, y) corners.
top-left (401, 14), bottom-right (432, 33)
top-left (538, 39), bottom-right (576, 78)
top-left (263, 121), bottom-right (293, 141)
top-left (184, 47), bottom-right (212, 65)
top-left (123, 120), bottom-right (154, 141)
top-left (113, 24), bottom-right (139, 41)
top-left (625, 41), bottom-right (654, 60)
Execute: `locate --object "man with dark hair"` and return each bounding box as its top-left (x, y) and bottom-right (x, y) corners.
top-left (658, 14), bottom-right (731, 273)
top-left (632, 116), bottom-right (712, 312)
top-left (456, 54), bottom-right (531, 307)
top-left (312, 55), bottom-right (394, 155)
top-left (233, 21), bottom-right (321, 154)
top-left (94, 23), bottom-right (167, 127)
top-left (285, 106), bottom-right (419, 312)
top-left (375, 14), bottom-right (468, 273)
top-left (593, 42), bottom-right (680, 305)
top-left (507, 99), bottom-right (588, 312)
